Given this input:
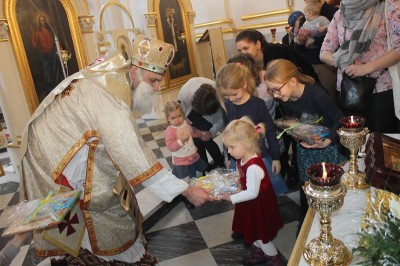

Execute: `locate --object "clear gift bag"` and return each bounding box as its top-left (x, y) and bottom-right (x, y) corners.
top-left (274, 114), bottom-right (330, 145)
top-left (2, 190), bottom-right (81, 237)
top-left (191, 168), bottom-right (240, 198)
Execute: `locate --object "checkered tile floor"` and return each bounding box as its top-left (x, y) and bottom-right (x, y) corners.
top-left (0, 118), bottom-right (301, 266)
top-left (136, 118), bottom-right (173, 171)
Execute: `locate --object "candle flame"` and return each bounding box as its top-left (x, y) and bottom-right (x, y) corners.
top-left (350, 116), bottom-right (354, 124)
top-left (322, 162), bottom-right (327, 180)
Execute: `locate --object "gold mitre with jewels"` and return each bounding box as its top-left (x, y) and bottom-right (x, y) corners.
top-left (131, 35), bottom-right (175, 75)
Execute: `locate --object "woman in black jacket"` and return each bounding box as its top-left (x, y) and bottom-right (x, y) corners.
top-left (235, 29), bottom-right (319, 82)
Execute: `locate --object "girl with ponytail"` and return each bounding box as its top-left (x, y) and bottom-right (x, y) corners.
top-left (264, 59), bottom-right (346, 234)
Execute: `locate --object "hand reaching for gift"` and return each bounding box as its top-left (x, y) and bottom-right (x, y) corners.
top-left (218, 192), bottom-right (232, 202)
top-left (300, 138), bottom-right (332, 149)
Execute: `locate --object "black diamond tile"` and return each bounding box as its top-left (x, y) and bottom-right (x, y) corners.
top-left (142, 133), bottom-right (154, 142)
top-left (145, 221), bottom-right (208, 262)
top-left (165, 156), bottom-right (173, 169)
top-left (137, 122), bottom-right (147, 129)
top-left (0, 227), bottom-right (13, 251)
top-left (148, 124), bottom-right (167, 133)
top-left (155, 138), bottom-right (166, 148)
top-left (209, 239), bottom-right (250, 266)
top-left (0, 157), bottom-right (10, 166)
top-left (6, 191), bottom-right (20, 208)
top-left (152, 148), bottom-right (163, 159)
top-left (0, 182), bottom-right (19, 196)
top-left (22, 243), bottom-right (46, 266)
top-left (277, 194), bottom-right (301, 224)
top-left (189, 200), bottom-right (234, 220)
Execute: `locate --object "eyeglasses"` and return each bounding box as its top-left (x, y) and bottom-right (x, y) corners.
top-left (267, 82), bottom-right (286, 95)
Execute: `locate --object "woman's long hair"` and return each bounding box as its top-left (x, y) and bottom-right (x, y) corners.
top-left (235, 29), bottom-right (268, 50)
top-left (264, 59), bottom-right (315, 85)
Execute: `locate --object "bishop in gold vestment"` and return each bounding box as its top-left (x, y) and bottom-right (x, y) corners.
top-left (18, 36), bottom-right (208, 263)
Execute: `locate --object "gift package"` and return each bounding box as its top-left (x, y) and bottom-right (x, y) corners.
top-left (2, 189), bottom-right (81, 237)
top-left (191, 168), bottom-right (240, 197)
top-left (274, 114), bottom-right (330, 145)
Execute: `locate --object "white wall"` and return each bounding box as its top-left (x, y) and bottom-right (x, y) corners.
top-left (192, 0), bottom-right (304, 40)
top-left (191, 0), bottom-right (307, 59)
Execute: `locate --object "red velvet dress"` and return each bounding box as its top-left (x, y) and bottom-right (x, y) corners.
top-left (232, 156), bottom-right (283, 244)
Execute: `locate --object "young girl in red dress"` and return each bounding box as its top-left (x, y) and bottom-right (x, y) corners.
top-left (219, 116), bottom-right (284, 266)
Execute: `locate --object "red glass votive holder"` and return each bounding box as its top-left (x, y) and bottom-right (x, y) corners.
top-left (339, 116), bottom-right (365, 129)
top-left (306, 162), bottom-right (344, 187)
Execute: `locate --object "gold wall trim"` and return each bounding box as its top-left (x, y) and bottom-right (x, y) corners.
top-left (241, 9), bottom-right (291, 21)
top-left (78, 15), bottom-right (95, 33)
top-left (144, 12), bottom-right (157, 27)
top-left (83, 0), bottom-right (90, 15)
top-left (236, 20), bottom-right (289, 31)
top-left (195, 20), bottom-right (288, 39)
top-left (99, 1), bottom-right (134, 31)
top-left (195, 27), bottom-right (233, 39)
top-left (194, 19), bottom-right (232, 29)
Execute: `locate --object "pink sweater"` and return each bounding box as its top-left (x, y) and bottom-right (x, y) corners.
top-left (165, 120), bottom-right (203, 166)
top-left (320, 0), bottom-right (400, 93)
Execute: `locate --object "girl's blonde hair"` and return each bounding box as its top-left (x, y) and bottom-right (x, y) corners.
top-left (264, 59), bottom-right (315, 85)
top-left (215, 63), bottom-right (256, 112)
top-left (164, 101), bottom-right (184, 121)
top-left (227, 53), bottom-right (261, 86)
top-left (223, 116), bottom-right (266, 155)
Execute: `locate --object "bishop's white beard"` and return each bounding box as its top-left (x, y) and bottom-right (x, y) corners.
top-left (133, 80), bottom-right (157, 114)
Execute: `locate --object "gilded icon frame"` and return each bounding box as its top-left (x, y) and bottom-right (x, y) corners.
top-left (5, 0), bottom-right (87, 114)
top-left (116, 35), bottom-right (132, 61)
top-left (154, 0), bottom-right (196, 91)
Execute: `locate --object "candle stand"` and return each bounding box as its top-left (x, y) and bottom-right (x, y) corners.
top-left (270, 28), bottom-right (277, 43)
top-left (303, 163), bottom-right (351, 265)
top-left (337, 116), bottom-right (369, 189)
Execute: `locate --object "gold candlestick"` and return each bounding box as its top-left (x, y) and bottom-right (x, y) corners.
top-left (337, 116), bottom-right (369, 189)
top-left (303, 163), bottom-right (352, 265)
top-left (270, 28), bottom-right (277, 43)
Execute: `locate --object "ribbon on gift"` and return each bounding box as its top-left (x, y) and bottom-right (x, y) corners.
top-left (276, 122), bottom-right (300, 140)
top-left (28, 191), bottom-right (57, 222)
top-left (276, 116), bottom-right (323, 140)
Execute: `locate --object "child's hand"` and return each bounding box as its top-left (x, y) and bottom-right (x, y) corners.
top-left (318, 24), bottom-right (328, 33)
top-left (201, 131), bottom-right (212, 141)
top-left (300, 138), bottom-right (332, 149)
top-left (179, 131), bottom-right (190, 143)
top-left (218, 192), bottom-right (231, 201)
top-left (271, 160), bottom-right (281, 175)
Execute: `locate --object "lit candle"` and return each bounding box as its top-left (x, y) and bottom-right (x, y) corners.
top-left (340, 115), bottom-right (365, 129)
top-left (322, 162), bottom-right (327, 180)
top-left (306, 162), bottom-right (344, 187)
